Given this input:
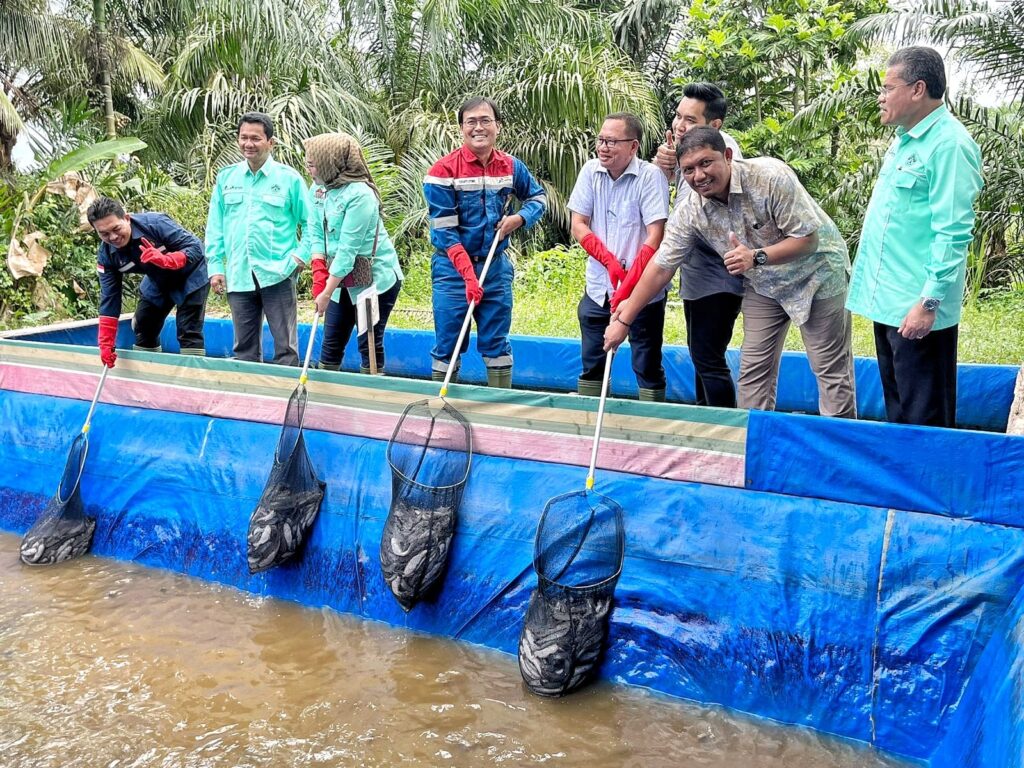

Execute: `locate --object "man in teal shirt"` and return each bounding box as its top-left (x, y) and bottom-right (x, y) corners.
top-left (847, 47), bottom-right (983, 427)
top-left (206, 112), bottom-right (312, 365)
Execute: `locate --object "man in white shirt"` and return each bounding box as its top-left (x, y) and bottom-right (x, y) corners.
top-left (569, 112), bottom-right (670, 401)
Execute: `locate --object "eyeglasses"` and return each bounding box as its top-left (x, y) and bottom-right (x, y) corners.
top-left (463, 117), bottom-right (495, 128)
top-left (596, 137), bottom-right (637, 148)
top-left (878, 81), bottom-right (919, 97)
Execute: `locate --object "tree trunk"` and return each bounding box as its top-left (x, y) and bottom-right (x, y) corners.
top-left (1008, 365), bottom-right (1024, 436)
top-left (0, 126), bottom-right (14, 171)
top-left (93, 0), bottom-right (116, 140)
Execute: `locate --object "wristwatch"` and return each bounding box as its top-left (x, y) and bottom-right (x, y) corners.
top-left (921, 297), bottom-right (940, 312)
top-left (753, 249), bottom-right (768, 267)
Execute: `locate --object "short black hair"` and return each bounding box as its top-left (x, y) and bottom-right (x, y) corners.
top-left (682, 82), bottom-right (729, 123)
top-left (87, 196), bottom-right (127, 225)
top-left (237, 111), bottom-right (274, 139)
top-left (676, 126), bottom-right (727, 161)
top-left (604, 112), bottom-right (643, 142)
top-left (888, 46), bottom-right (946, 99)
top-left (458, 97), bottom-right (502, 124)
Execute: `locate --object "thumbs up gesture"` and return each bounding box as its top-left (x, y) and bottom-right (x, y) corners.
top-left (723, 231), bottom-right (755, 276)
top-left (654, 129), bottom-right (677, 181)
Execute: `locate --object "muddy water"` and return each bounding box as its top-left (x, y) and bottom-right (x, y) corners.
top-left (0, 534), bottom-right (909, 768)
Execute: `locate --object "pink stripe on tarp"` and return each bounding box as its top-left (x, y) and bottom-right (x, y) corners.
top-left (0, 363), bottom-right (744, 487)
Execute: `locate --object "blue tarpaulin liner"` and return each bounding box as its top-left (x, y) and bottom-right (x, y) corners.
top-left (10, 318), bottom-right (1016, 432)
top-left (2, 384), bottom-right (1024, 765)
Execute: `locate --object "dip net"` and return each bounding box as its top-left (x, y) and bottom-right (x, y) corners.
top-left (518, 488), bottom-right (625, 697)
top-left (246, 385), bottom-right (326, 574)
top-left (381, 399), bottom-right (472, 611)
top-left (19, 432), bottom-right (97, 566)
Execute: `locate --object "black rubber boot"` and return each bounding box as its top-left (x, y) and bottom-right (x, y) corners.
top-left (577, 378), bottom-right (604, 398)
top-left (638, 387), bottom-right (666, 402)
top-left (487, 366), bottom-right (512, 389)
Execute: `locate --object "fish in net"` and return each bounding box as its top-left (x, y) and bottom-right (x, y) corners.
top-left (20, 432), bottom-right (97, 566)
top-left (246, 386), bottom-right (326, 574)
top-left (381, 399), bottom-right (471, 611)
top-left (20, 366), bottom-right (108, 567)
top-left (518, 489), bottom-right (625, 697)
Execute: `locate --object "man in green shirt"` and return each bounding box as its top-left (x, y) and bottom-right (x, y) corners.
top-left (206, 112), bottom-right (313, 365)
top-left (847, 47), bottom-right (983, 427)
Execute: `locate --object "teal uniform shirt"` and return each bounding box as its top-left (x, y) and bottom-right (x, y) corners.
top-left (206, 157), bottom-right (313, 292)
top-left (847, 105), bottom-right (983, 330)
top-left (307, 181), bottom-right (403, 303)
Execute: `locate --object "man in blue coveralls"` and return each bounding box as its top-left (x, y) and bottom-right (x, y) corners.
top-left (88, 196), bottom-right (208, 368)
top-left (423, 97), bottom-right (547, 388)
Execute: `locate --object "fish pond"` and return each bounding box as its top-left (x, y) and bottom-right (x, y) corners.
top-left (0, 534), bottom-right (910, 768)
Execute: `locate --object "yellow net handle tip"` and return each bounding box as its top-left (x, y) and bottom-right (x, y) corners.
top-left (299, 374), bottom-right (308, 385)
top-left (586, 475), bottom-right (594, 490)
top-left (439, 386), bottom-right (448, 397)
top-left (82, 423), bottom-right (91, 435)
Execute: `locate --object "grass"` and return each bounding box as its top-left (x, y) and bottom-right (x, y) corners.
top-left (218, 245), bottom-right (1024, 366)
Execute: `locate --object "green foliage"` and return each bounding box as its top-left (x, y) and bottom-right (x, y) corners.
top-left (672, 0), bottom-right (886, 234)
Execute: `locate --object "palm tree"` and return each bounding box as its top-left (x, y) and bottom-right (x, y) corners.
top-left (145, 0), bottom-right (375, 186)
top-left (847, 0), bottom-right (1024, 292)
top-left (0, 0), bottom-right (164, 167)
top-left (336, 0), bottom-right (663, 236)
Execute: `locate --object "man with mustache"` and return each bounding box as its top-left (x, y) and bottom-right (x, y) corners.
top-left (605, 127), bottom-right (856, 419)
top-left (847, 46), bottom-right (983, 428)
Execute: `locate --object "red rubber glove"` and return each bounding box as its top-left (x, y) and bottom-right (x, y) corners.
top-left (139, 238), bottom-right (187, 270)
top-left (311, 258), bottom-right (329, 299)
top-left (97, 315), bottom-right (118, 368)
top-left (611, 243), bottom-right (657, 312)
top-left (447, 244), bottom-right (484, 305)
top-left (580, 232), bottom-right (626, 288)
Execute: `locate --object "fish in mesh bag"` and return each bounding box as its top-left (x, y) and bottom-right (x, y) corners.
top-left (246, 314), bottom-right (327, 574)
top-left (20, 434), bottom-right (97, 566)
top-left (518, 348), bottom-right (625, 697)
top-left (518, 489), bottom-right (625, 697)
top-left (381, 400), bottom-right (471, 611)
top-left (20, 366), bottom-right (108, 566)
top-left (379, 205), bottom-right (511, 611)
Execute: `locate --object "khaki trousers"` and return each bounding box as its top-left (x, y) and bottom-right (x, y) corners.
top-left (738, 290), bottom-right (856, 418)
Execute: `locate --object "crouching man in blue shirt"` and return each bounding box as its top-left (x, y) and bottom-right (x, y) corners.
top-left (87, 196), bottom-right (208, 367)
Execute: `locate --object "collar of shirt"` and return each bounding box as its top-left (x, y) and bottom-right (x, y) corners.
top-left (458, 144), bottom-right (509, 170)
top-left (898, 103), bottom-right (948, 141)
top-left (593, 155), bottom-right (642, 181)
top-left (242, 155), bottom-right (276, 179)
top-left (699, 158), bottom-right (745, 212)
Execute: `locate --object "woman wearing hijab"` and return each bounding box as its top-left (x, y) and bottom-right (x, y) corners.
top-left (305, 132), bottom-right (404, 373)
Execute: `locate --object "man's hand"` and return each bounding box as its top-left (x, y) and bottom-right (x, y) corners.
top-left (723, 231), bottom-right (755, 276)
top-left (603, 311), bottom-right (630, 352)
top-left (580, 232), bottom-right (626, 288)
top-left (497, 213), bottom-right (525, 240)
top-left (447, 244), bottom-right (485, 305)
top-left (654, 130), bottom-right (677, 181)
top-left (97, 315), bottom-right (118, 368)
top-left (139, 238), bottom-right (187, 270)
top-left (899, 303), bottom-right (937, 340)
top-left (210, 274), bottom-right (226, 295)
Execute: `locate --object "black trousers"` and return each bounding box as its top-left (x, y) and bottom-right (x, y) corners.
top-left (133, 286), bottom-right (207, 350)
top-left (321, 280), bottom-right (402, 370)
top-left (683, 292), bottom-right (743, 408)
top-left (578, 293), bottom-right (666, 390)
top-left (874, 322), bottom-right (958, 428)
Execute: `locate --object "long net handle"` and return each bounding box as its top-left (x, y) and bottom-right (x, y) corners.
top-left (81, 365), bottom-right (110, 436)
top-left (586, 349), bottom-right (615, 490)
top-left (439, 196), bottom-right (513, 398)
top-left (299, 311), bottom-right (321, 385)
top-left (365, 297), bottom-right (378, 375)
